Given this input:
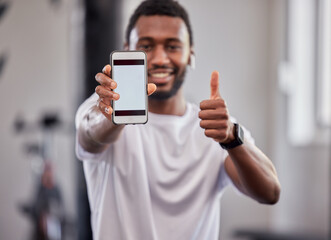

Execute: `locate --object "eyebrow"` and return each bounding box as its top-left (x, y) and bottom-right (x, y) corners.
top-left (138, 37), bottom-right (183, 43)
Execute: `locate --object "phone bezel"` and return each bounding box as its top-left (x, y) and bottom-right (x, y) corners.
top-left (110, 50), bottom-right (148, 125)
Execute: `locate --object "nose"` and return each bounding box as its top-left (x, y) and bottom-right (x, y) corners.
top-left (149, 45), bottom-right (170, 66)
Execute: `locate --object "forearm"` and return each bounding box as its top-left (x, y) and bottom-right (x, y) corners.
top-left (198, 71), bottom-right (280, 204)
top-left (226, 141), bottom-right (281, 204)
top-left (77, 105), bottom-right (124, 153)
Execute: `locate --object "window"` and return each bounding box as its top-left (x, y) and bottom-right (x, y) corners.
top-left (278, 0), bottom-right (330, 146)
top-left (317, 0), bottom-right (331, 127)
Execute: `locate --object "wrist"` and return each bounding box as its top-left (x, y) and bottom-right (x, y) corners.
top-left (219, 123), bottom-right (244, 150)
top-left (222, 123), bottom-right (236, 144)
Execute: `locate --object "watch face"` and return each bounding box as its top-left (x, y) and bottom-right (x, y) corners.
top-left (237, 124), bottom-right (244, 143)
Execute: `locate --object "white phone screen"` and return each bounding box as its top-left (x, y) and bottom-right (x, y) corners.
top-left (113, 59), bottom-right (146, 116)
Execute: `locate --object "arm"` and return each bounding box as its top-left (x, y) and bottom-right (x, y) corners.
top-left (77, 65), bottom-right (157, 154)
top-left (199, 71), bottom-right (280, 204)
top-left (77, 104), bottom-right (125, 153)
top-left (77, 65), bottom-right (124, 153)
top-left (224, 141), bottom-right (280, 204)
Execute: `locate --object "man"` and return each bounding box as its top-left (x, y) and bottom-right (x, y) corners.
top-left (75, 0), bottom-right (281, 239)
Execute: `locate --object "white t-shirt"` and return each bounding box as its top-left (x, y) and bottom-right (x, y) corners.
top-left (75, 93), bottom-right (253, 240)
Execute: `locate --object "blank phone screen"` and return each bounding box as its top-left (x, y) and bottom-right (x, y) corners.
top-left (113, 59), bottom-right (146, 116)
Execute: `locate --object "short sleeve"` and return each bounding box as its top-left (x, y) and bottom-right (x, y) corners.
top-left (75, 93), bottom-right (99, 130)
top-left (75, 93), bottom-right (108, 162)
top-left (217, 160), bottom-right (232, 193)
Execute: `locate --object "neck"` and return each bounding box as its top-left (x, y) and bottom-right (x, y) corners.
top-left (148, 88), bottom-right (186, 116)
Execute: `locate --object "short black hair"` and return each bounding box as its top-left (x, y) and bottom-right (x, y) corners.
top-left (125, 0), bottom-right (193, 46)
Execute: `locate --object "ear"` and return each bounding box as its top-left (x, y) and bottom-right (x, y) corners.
top-left (188, 49), bottom-right (195, 69)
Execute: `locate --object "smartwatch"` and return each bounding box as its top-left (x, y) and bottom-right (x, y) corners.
top-left (219, 123), bottom-right (244, 150)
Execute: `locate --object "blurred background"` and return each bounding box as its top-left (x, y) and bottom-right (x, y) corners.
top-left (0, 0), bottom-right (330, 239)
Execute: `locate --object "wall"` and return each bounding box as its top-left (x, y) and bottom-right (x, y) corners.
top-left (0, 0), bottom-right (77, 239)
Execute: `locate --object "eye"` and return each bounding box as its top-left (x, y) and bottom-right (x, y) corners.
top-left (137, 44), bottom-right (152, 52)
top-left (166, 44), bottom-right (182, 52)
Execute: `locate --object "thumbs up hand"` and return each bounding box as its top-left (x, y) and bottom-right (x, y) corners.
top-left (199, 71), bottom-right (235, 143)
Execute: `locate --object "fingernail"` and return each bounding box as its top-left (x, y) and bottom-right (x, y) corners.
top-left (113, 93), bottom-right (119, 99)
top-left (95, 74), bottom-right (99, 80)
top-left (111, 82), bottom-right (116, 88)
top-left (102, 66), bottom-right (107, 73)
top-left (105, 107), bottom-right (109, 114)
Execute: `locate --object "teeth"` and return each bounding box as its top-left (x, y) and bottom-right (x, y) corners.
top-left (151, 72), bottom-right (170, 78)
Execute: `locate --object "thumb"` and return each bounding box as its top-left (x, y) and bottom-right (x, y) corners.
top-left (147, 83), bottom-right (157, 96)
top-left (210, 71), bottom-right (221, 99)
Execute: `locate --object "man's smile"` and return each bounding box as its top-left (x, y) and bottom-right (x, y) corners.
top-left (150, 72), bottom-right (171, 78)
top-left (148, 68), bottom-right (175, 85)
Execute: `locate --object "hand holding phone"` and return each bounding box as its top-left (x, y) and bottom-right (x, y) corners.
top-left (95, 65), bottom-right (119, 121)
top-left (110, 51), bottom-right (149, 125)
top-left (95, 52), bottom-right (156, 125)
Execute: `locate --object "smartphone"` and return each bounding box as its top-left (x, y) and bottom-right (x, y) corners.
top-left (110, 51), bottom-right (148, 125)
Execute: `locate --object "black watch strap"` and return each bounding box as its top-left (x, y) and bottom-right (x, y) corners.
top-left (219, 123), bottom-right (244, 150)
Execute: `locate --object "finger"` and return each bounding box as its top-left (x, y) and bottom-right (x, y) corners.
top-left (97, 97), bottom-right (111, 108)
top-left (102, 64), bottom-right (112, 77)
top-left (95, 85), bottom-right (120, 100)
top-left (204, 129), bottom-right (227, 141)
top-left (98, 99), bottom-right (113, 117)
top-left (147, 83), bottom-right (157, 96)
top-left (200, 99), bottom-right (226, 110)
top-left (212, 137), bottom-right (227, 143)
top-left (199, 119), bottom-right (228, 129)
top-left (198, 109), bottom-right (229, 120)
top-left (95, 72), bottom-right (117, 90)
top-left (210, 71), bottom-right (221, 100)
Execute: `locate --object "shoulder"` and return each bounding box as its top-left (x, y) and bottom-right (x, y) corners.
top-left (187, 101), bottom-right (200, 113)
top-left (184, 102), bottom-right (201, 121)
